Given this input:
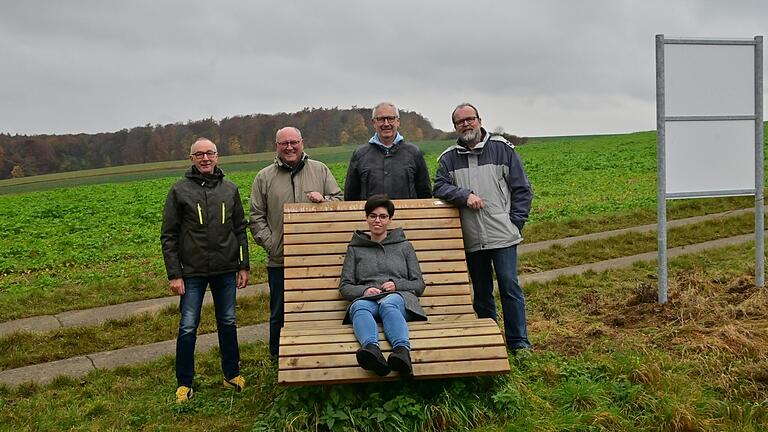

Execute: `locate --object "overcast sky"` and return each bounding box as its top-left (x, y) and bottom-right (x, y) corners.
top-left (2, 1), bottom-right (767, 137)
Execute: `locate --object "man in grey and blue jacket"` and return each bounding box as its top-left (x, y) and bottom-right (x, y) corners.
top-left (433, 103), bottom-right (533, 352)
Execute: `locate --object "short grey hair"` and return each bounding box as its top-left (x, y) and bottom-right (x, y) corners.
top-left (372, 102), bottom-right (399, 120)
top-left (190, 138), bottom-right (217, 154)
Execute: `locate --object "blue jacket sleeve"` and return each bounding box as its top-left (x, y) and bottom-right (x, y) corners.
top-left (506, 150), bottom-right (533, 230)
top-left (432, 152), bottom-right (471, 206)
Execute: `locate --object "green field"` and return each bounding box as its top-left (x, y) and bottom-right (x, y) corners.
top-left (0, 132), bottom-right (762, 321)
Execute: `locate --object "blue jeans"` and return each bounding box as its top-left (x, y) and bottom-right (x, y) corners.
top-left (267, 266), bottom-right (284, 358)
top-left (466, 245), bottom-right (531, 349)
top-left (349, 294), bottom-right (410, 350)
top-left (176, 273), bottom-right (240, 387)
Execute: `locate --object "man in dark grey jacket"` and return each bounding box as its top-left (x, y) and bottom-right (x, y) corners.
top-left (343, 102), bottom-right (432, 200)
top-left (161, 138), bottom-right (249, 403)
top-left (433, 103), bottom-right (533, 353)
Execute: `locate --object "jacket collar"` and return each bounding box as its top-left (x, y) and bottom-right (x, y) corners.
top-left (275, 153), bottom-right (309, 174)
top-left (185, 165), bottom-right (224, 186)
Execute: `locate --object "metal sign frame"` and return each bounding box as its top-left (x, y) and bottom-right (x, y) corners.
top-left (656, 35), bottom-right (764, 303)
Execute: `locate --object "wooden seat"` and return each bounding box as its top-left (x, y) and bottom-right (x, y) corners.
top-left (279, 198), bottom-right (510, 385)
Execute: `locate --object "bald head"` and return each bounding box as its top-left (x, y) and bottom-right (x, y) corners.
top-left (189, 137), bottom-right (218, 175)
top-left (275, 127), bottom-right (302, 142)
top-left (275, 126), bottom-right (305, 167)
top-left (190, 138), bottom-right (218, 155)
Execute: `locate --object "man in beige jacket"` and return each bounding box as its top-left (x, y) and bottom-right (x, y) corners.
top-left (250, 126), bottom-right (342, 360)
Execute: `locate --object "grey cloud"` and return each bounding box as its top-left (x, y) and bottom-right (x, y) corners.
top-left (0, 0), bottom-right (766, 136)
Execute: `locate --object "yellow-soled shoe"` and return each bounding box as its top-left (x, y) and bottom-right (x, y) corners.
top-left (175, 386), bottom-right (193, 403)
top-left (223, 375), bottom-right (245, 392)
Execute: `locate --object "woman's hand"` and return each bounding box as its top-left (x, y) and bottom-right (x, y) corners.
top-left (381, 281), bottom-right (396, 292)
top-left (364, 287), bottom-right (382, 296)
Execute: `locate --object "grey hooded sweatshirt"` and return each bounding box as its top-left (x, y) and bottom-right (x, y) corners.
top-left (339, 227), bottom-right (427, 324)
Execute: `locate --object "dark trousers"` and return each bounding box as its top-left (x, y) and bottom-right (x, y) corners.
top-left (466, 245), bottom-right (531, 349)
top-left (267, 266), bottom-right (285, 357)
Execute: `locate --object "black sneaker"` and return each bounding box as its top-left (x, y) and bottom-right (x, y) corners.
top-left (356, 343), bottom-right (390, 376)
top-left (387, 346), bottom-right (413, 377)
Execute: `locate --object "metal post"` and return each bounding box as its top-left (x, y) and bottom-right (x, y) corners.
top-left (756, 36), bottom-right (765, 287)
top-left (656, 34), bottom-right (668, 303)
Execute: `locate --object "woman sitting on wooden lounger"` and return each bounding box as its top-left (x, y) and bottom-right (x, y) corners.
top-left (339, 194), bottom-right (426, 377)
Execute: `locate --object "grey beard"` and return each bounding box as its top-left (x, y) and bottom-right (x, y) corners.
top-left (458, 129), bottom-right (481, 146)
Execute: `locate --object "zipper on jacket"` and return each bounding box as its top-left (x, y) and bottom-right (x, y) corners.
top-left (197, 203), bottom-right (204, 224)
top-left (221, 202), bottom-right (226, 224)
top-left (239, 245), bottom-right (243, 263)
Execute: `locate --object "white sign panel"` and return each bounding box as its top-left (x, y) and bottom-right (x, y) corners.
top-left (663, 41), bottom-right (757, 197)
top-left (666, 120), bottom-right (755, 195)
top-left (665, 44), bottom-right (755, 117)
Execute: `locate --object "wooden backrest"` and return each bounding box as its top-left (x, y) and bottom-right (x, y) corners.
top-left (282, 199), bottom-right (475, 328)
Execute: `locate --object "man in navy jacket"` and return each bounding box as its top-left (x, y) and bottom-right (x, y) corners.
top-left (433, 103), bottom-right (533, 352)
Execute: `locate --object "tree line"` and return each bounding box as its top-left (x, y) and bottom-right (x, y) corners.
top-left (0, 107), bottom-right (526, 179)
top-left (0, 107), bottom-right (439, 179)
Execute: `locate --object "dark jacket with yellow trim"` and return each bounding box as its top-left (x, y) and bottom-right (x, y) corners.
top-left (160, 165), bottom-right (250, 279)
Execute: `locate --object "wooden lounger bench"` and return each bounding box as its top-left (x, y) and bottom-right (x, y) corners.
top-left (278, 198), bottom-right (511, 385)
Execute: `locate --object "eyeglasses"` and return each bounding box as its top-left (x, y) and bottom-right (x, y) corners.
top-left (277, 140), bottom-right (302, 148)
top-left (453, 116), bottom-right (478, 126)
top-left (367, 213), bottom-right (390, 221)
top-left (373, 116), bottom-right (399, 124)
top-left (191, 151), bottom-right (218, 159)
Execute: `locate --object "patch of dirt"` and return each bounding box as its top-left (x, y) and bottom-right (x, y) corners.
top-left (598, 270), bottom-right (768, 358)
top-left (535, 335), bottom-right (589, 356)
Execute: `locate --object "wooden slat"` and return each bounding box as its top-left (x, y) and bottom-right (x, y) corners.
top-left (285, 228), bottom-right (463, 245)
top-left (284, 300), bottom-right (347, 313)
top-left (284, 305), bottom-right (474, 322)
top-left (281, 324), bottom-right (502, 345)
top-left (284, 238), bottom-right (465, 256)
top-left (282, 313), bottom-right (481, 329)
top-left (280, 334), bottom-right (505, 356)
top-left (283, 285), bottom-right (471, 302)
top-left (284, 199), bottom-right (453, 213)
top-left (422, 305), bottom-right (475, 315)
top-left (284, 273), bottom-right (469, 290)
top-left (284, 218), bottom-right (461, 234)
top-left (278, 359), bottom-right (510, 385)
top-left (280, 345), bottom-right (508, 369)
top-left (280, 318), bottom-right (498, 337)
top-left (285, 261), bottom-right (468, 279)
top-left (283, 295), bottom-right (472, 313)
top-left (284, 249), bottom-right (467, 267)
top-left (283, 296), bottom-right (473, 313)
top-left (285, 207), bottom-right (459, 223)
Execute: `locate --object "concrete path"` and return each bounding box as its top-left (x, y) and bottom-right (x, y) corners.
top-left (0, 323), bottom-right (269, 387)
top-left (0, 284), bottom-right (268, 336)
top-left (0, 207), bottom-right (762, 387)
top-left (517, 206), bottom-right (759, 254)
top-left (520, 231), bottom-right (764, 285)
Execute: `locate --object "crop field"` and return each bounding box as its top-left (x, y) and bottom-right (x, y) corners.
top-left (1, 130), bottom-right (767, 431)
top-left (0, 131), bottom-right (761, 321)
